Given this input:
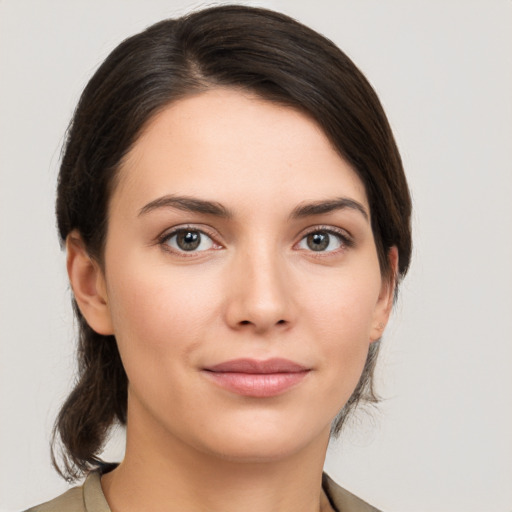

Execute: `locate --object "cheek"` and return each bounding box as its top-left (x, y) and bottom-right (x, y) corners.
top-left (105, 258), bottom-right (220, 374)
top-left (301, 267), bottom-right (382, 391)
top-left (304, 266), bottom-right (381, 339)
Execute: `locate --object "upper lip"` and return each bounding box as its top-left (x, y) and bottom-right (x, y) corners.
top-left (205, 358), bottom-right (309, 374)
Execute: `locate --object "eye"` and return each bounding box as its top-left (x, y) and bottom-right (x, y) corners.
top-left (163, 228), bottom-right (217, 252)
top-left (297, 229), bottom-right (348, 252)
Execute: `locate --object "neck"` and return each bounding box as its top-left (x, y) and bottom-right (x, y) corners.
top-left (101, 403), bottom-right (332, 512)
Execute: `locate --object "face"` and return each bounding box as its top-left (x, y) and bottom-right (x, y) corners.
top-left (75, 88), bottom-right (394, 463)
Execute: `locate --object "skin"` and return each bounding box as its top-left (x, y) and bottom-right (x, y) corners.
top-left (67, 88), bottom-right (397, 512)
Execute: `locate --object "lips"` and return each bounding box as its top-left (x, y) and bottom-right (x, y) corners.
top-left (203, 358), bottom-right (310, 397)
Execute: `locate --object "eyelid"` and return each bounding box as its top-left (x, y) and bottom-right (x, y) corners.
top-left (154, 223), bottom-right (353, 255)
top-left (295, 225), bottom-right (354, 251)
top-left (300, 224), bottom-right (352, 238)
top-left (157, 224), bottom-right (224, 254)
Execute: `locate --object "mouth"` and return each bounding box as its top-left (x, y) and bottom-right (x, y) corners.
top-left (202, 358), bottom-right (311, 398)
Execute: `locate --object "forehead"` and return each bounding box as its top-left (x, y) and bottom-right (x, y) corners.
top-left (112, 88), bottom-right (368, 215)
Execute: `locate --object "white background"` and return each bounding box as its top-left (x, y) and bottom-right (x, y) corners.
top-left (1, 1), bottom-right (511, 511)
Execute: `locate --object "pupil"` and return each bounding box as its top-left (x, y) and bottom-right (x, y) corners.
top-left (177, 230), bottom-right (200, 251)
top-left (307, 232), bottom-right (329, 251)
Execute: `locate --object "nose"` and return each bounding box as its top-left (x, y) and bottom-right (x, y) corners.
top-left (224, 244), bottom-right (296, 335)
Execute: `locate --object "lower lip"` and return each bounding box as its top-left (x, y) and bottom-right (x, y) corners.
top-left (203, 371), bottom-right (309, 398)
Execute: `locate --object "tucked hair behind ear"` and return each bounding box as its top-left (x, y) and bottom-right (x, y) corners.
top-left (53, 4), bottom-right (411, 481)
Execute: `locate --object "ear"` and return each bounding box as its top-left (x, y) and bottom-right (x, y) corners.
top-left (66, 231), bottom-right (114, 335)
top-left (370, 246), bottom-right (399, 343)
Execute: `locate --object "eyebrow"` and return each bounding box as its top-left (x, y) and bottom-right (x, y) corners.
top-left (289, 197), bottom-right (369, 222)
top-left (138, 194), bottom-right (369, 222)
top-left (138, 195), bottom-right (233, 218)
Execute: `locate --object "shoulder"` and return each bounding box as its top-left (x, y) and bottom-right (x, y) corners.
top-left (24, 472), bottom-right (110, 512)
top-left (323, 473), bottom-right (382, 512)
top-left (24, 484), bottom-right (85, 512)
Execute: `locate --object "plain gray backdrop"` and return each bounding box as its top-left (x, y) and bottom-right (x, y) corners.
top-left (1, 1), bottom-right (511, 511)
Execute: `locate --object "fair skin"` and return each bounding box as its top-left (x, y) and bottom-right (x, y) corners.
top-left (67, 88), bottom-right (397, 512)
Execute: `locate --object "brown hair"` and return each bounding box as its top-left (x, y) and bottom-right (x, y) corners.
top-left (53, 4), bottom-right (412, 481)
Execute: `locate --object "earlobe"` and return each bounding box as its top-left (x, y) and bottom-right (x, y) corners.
top-left (370, 246), bottom-right (399, 343)
top-left (66, 231), bottom-right (114, 335)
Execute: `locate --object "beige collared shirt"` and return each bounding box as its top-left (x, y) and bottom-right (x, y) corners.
top-left (25, 472), bottom-right (380, 512)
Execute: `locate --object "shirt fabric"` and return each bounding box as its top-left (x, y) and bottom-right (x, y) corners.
top-left (25, 471), bottom-right (380, 512)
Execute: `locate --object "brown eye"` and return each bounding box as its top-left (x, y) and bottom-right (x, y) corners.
top-left (164, 229), bottom-right (215, 252)
top-left (176, 230), bottom-right (201, 250)
top-left (298, 230), bottom-right (346, 252)
top-left (306, 232), bottom-right (329, 251)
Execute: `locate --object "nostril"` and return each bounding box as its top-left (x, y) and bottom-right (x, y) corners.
top-left (238, 319), bottom-right (286, 327)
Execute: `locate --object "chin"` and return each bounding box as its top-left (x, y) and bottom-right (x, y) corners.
top-left (189, 415), bottom-right (332, 464)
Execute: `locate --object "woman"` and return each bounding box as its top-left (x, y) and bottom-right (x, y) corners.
top-left (27, 5), bottom-right (411, 512)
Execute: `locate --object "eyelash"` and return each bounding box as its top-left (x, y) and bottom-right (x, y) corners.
top-left (296, 225), bottom-right (354, 254)
top-left (157, 224), bottom-right (353, 256)
top-left (157, 225), bottom-right (221, 257)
